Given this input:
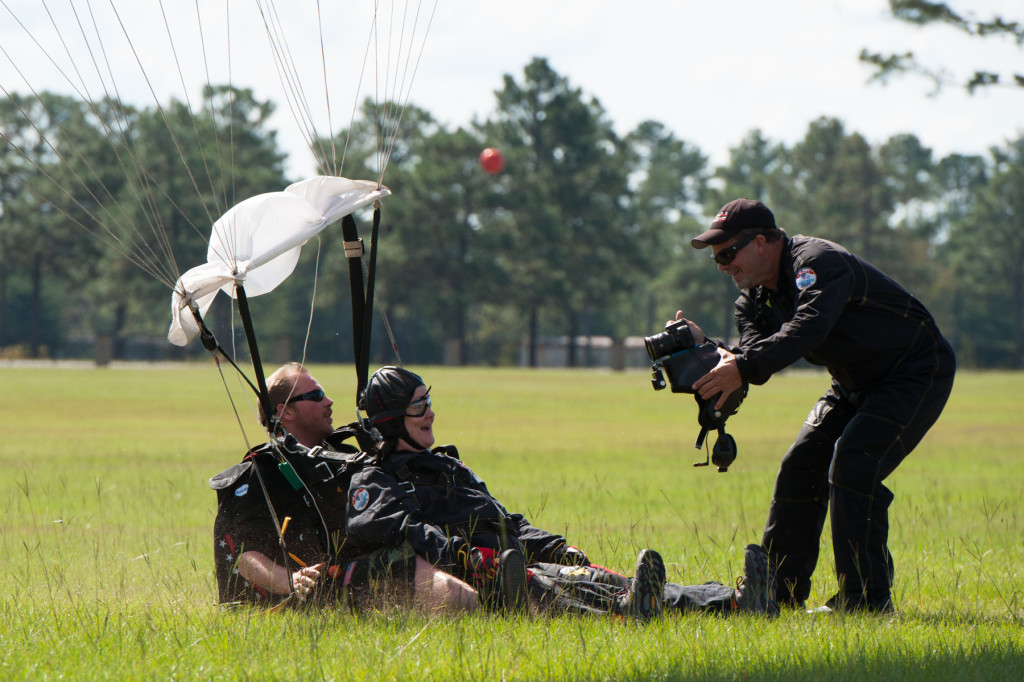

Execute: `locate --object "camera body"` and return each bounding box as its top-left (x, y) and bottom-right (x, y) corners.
top-left (644, 319), bottom-right (747, 472)
top-left (645, 319), bottom-right (718, 394)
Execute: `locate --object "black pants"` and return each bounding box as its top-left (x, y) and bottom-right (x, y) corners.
top-left (762, 334), bottom-right (955, 606)
top-left (527, 563), bottom-right (737, 616)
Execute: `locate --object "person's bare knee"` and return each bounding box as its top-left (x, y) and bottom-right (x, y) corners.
top-left (413, 556), bottom-right (479, 613)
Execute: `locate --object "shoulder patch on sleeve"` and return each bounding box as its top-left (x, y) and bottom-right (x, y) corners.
top-left (351, 487), bottom-right (370, 511)
top-left (795, 267), bottom-right (817, 290)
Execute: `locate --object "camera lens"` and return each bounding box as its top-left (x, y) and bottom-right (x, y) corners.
top-left (644, 332), bottom-right (669, 361)
top-left (644, 321), bottom-right (694, 361)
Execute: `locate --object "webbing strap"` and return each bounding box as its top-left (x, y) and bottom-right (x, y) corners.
top-left (341, 214), bottom-right (367, 405)
top-left (341, 205), bottom-right (383, 404)
top-left (358, 206), bottom-right (382, 398)
top-left (235, 284), bottom-right (273, 428)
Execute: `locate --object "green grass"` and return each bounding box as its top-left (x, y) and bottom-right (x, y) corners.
top-left (1, 364), bottom-right (1022, 680)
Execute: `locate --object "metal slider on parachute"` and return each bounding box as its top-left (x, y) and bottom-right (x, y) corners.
top-left (344, 238), bottom-right (364, 259)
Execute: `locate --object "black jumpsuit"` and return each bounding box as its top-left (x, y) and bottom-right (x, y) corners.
top-left (210, 441), bottom-right (414, 607)
top-left (731, 235), bottom-right (956, 607)
top-left (346, 446), bottom-right (741, 614)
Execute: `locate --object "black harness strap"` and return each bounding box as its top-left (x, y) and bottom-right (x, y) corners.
top-left (341, 214), bottom-right (367, 404)
top-left (235, 283), bottom-right (273, 427)
top-left (341, 204), bottom-right (383, 405)
top-left (358, 205), bottom-right (382, 396)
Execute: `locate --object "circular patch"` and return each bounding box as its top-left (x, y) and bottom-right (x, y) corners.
top-left (234, 484), bottom-right (249, 497)
top-left (351, 487), bottom-right (370, 511)
top-left (795, 267), bottom-right (817, 290)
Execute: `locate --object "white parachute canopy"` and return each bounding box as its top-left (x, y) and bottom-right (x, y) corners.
top-left (168, 176), bottom-right (390, 346)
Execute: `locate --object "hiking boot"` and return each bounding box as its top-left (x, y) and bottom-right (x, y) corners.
top-left (616, 549), bottom-right (665, 621)
top-left (494, 548), bottom-right (529, 613)
top-left (808, 593), bottom-right (895, 615)
top-left (735, 544), bottom-right (778, 616)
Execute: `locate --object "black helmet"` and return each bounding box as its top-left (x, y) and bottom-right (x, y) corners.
top-left (361, 366), bottom-right (425, 442)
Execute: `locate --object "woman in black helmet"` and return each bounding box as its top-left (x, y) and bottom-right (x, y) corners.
top-left (347, 366), bottom-right (775, 619)
top-left (359, 366), bottom-right (435, 455)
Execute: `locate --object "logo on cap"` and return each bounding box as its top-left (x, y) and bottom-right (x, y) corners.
top-left (713, 210), bottom-right (729, 223)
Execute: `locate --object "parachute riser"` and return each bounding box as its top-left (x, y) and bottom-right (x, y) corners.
top-left (185, 298), bottom-right (264, 404)
top-left (234, 283), bottom-right (274, 429)
top-left (359, 205), bottom-right (383, 395)
top-left (341, 204), bottom-right (384, 407)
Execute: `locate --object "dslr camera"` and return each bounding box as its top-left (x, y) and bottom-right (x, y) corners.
top-left (644, 319), bottom-right (747, 472)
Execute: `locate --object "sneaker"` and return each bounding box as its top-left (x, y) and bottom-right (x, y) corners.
top-left (735, 544), bottom-right (778, 616)
top-left (494, 548), bottom-right (529, 613)
top-left (616, 549), bottom-right (665, 621)
top-left (808, 593), bottom-right (894, 615)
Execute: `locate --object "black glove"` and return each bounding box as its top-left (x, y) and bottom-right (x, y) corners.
top-left (561, 545), bottom-right (590, 566)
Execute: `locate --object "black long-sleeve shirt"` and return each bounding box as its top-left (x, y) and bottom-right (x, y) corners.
top-left (345, 447), bottom-right (570, 579)
top-left (732, 235), bottom-right (944, 391)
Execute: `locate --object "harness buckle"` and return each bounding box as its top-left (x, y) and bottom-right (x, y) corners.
top-left (314, 461), bottom-right (335, 483)
top-left (399, 480), bottom-right (416, 495)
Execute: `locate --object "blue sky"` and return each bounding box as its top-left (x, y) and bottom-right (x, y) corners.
top-left (3, 0), bottom-right (1021, 178)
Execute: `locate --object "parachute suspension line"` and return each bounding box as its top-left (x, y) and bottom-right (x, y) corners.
top-left (0, 21), bottom-right (181, 290)
top-left (98, 3), bottom-right (222, 238)
top-left (254, 0), bottom-right (332, 176)
top-left (153, 0), bottom-right (229, 223)
top-left (374, 0), bottom-right (439, 185)
top-left (7, 3), bottom-right (203, 286)
top-left (213, 354), bottom-right (255, 455)
top-left (73, 1), bottom-right (215, 281)
top-left (4, 1), bottom-right (161, 266)
top-left (366, 202), bottom-right (401, 366)
top-left (234, 284), bottom-right (274, 428)
top-left (0, 99), bottom-right (173, 288)
top-left (313, 0), bottom-right (338, 175)
top-left (370, 1), bottom-right (381, 184)
top-left (243, 436), bottom-right (295, 596)
top-left (295, 237), bottom-right (324, 376)
top-left (62, 1), bottom-right (178, 268)
top-left (11, 0), bottom-right (223, 281)
top-left (369, 264), bottom-right (403, 367)
top-left (336, 5), bottom-right (381, 179)
top-left (220, 295), bottom-right (264, 429)
top-left (193, 0), bottom-right (236, 217)
top-left (184, 299), bottom-right (263, 400)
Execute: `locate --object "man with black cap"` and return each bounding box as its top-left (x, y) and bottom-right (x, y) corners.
top-left (678, 198), bottom-right (956, 613)
top-left (348, 365), bottom-right (779, 619)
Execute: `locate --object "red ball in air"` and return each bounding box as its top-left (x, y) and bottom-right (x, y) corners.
top-left (479, 147), bottom-right (505, 174)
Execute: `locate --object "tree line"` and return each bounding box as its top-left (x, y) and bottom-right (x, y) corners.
top-left (1, 58), bottom-right (1021, 369)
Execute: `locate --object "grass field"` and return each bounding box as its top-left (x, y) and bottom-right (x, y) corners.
top-left (1, 363), bottom-right (1022, 680)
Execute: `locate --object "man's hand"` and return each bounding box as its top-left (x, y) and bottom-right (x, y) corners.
top-left (673, 310), bottom-right (706, 345)
top-left (291, 563), bottom-right (324, 601)
top-left (692, 347), bottom-right (743, 409)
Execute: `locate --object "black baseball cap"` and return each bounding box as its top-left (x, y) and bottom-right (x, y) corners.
top-left (691, 198), bottom-right (777, 249)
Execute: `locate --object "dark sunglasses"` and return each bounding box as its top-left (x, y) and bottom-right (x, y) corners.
top-left (405, 390), bottom-right (432, 417)
top-left (285, 387), bottom-right (326, 405)
top-left (711, 233), bottom-right (757, 266)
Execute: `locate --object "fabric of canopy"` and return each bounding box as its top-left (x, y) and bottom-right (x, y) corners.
top-left (168, 176), bottom-right (390, 346)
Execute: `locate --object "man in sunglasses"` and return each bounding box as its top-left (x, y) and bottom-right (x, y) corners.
top-left (211, 362), bottom-right (479, 613)
top-left (680, 198), bottom-right (956, 614)
top-left (346, 365), bottom-right (777, 619)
